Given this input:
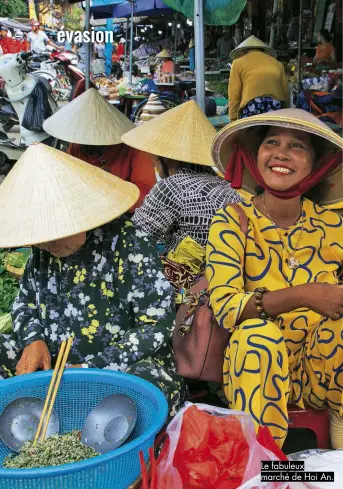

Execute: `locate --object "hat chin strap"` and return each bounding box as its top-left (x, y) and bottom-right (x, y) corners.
top-left (225, 145), bottom-right (342, 200)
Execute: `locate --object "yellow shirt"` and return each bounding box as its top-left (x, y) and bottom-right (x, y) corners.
top-left (228, 50), bottom-right (290, 121)
top-left (206, 198), bottom-right (343, 361)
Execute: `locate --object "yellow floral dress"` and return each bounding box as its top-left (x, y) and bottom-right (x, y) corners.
top-left (206, 197), bottom-right (343, 446)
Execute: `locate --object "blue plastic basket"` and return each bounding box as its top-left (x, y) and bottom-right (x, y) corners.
top-left (0, 369), bottom-right (168, 489)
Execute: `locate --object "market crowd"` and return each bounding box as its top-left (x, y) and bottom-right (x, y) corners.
top-left (0, 33), bottom-right (342, 452)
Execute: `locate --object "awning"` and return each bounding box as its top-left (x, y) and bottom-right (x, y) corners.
top-left (112, 0), bottom-right (173, 17)
top-left (0, 17), bottom-right (31, 32)
top-left (79, 0), bottom-right (127, 20)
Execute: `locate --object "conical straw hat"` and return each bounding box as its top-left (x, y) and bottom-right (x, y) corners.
top-left (230, 35), bottom-right (276, 60)
top-left (140, 93), bottom-right (166, 122)
top-left (0, 144), bottom-right (139, 248)
top-left (211, 108), bottom-right (343, 207)
top-left (156, 49), bottom-right (172, 58)
top-left (43, 88), bottom-right (134, 145)
top-left (122, 100), bottom-right (216, 166)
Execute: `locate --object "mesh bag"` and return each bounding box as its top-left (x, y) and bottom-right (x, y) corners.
top-left (164, 0), bottom-right (247, 25)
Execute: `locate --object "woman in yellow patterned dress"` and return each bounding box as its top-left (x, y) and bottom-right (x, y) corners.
top-left (206, 109), bottom-right (343, 448)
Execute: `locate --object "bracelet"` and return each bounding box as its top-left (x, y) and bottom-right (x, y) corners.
top-left (254, 287), bottom-right (273, 321)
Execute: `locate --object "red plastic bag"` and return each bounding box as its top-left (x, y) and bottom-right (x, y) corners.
top-left (256, 426), bottom-right (288, 462)
top-left (156, 403), bottom-right (289, 489)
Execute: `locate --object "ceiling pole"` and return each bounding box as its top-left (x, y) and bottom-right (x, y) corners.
top-left (129, 0), bottom-right (134, 85)
top-left (85, 0), bottom-right (91, 90)
top-left (194, 0), bottom-right (205, 112)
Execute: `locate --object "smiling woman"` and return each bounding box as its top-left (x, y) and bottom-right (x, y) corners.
top-left (207, 108), bottom-right (343, 449)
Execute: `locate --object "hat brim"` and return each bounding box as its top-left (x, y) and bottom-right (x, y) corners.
top-left (122, 100), bottom-right (216, 167)
top-left (231, 46), bottom-right (277, 60)
top-left (212, 110), bottom-right (343, 207)
top-left (43, 88), bottom-right (134, 145)
top-left (0, 144), bottom-right (140, 248)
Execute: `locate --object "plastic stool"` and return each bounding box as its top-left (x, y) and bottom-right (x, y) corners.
top-left (288, 405), bottom-right (330, 449)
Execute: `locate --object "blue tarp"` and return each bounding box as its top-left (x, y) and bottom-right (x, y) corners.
top-left (81, 0), bottom-right (126, 20)
top-left (112, 0), bottom-right (173, 17)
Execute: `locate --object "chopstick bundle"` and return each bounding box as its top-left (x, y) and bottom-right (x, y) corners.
top-left (34, 335), bottom-right (74, 444)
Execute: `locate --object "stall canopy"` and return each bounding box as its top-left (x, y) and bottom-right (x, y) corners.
top-left (112, 0), bottom-right (173, 18)
top-left (164, 0), bottom-right (247, 25)
top-left (80, 0), bottom-right (126, 20)
top-left (0, 17), bottom-right (31, 32)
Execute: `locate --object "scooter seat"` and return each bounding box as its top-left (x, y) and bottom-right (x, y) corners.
top-left (1, 104), bottom-right (16, 116)
top-left (28, 62), bottom-right (41, 70)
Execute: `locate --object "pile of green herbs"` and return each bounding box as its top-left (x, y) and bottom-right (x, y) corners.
top-left (0, 249), bottom-right (31, 333)
top-left (0, 253), bottom-right (19, 316)
top-left (3, 431), bottom-right (99, 469)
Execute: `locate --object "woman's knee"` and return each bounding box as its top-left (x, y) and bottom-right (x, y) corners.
top-left (233, 318), bottom-right (283, 342)
top-left (229, 319), bottom-right (285, 360)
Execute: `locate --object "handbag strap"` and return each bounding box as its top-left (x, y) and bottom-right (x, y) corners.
top-left (183, 204), bottom-right (248, 296)
top-left (179, 204), bottom-right (248, 306)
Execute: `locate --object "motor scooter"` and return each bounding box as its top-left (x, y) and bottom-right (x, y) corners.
top-left (0, 51), bottom-right (59, 174)
top-left (29, 51), bottom-right (79, 101)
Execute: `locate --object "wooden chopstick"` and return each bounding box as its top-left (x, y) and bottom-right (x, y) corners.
top-left (34, 340), bottom-right (67, 444)
top-left (34, 336), bottom-right (74, 444)
top-left (40, 336), bottom-right (73, 441)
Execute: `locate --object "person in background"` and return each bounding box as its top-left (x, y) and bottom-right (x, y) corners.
top-left (217, 30), bottom-right (235, 59)
top-left (207, 108), bottom-right (343, 448)
top-left (27, 21), bottom-right (62, 53)
top-left (189, 38), bottom-right (195, 72)
top-left (94, 40), bottom-right (105, 59)
top-left (116, 38), bottom-right (125, 58)
top-left (0, 144), bottom-right (185, 416)
top-left (122, 100), bottom-right (240, 256)
top-left (77, 42), bottom-right (87, 72)
top-left (15, 30), bottom-right (29, 51)
top-left (0, 26), bottom-right (20, 54)
top-left (228, 35), bottom-right (289, 121)
top-left (43, 88), bottom-right (156, 211)
top-left (314, 29), bottom-right (336, 64)
top-left (156, 49), bottom-right (175, 74)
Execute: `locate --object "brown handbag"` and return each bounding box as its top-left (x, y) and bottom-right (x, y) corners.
top-left (172, 204), bottom-right (248, 384)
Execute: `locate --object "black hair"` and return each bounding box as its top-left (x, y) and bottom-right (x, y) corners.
top-left (320, 29), bottom-right (332, 43)
top-left (159, 157), bottom-right (170, 178)
top-left (250, 126), bottom-right (328, 204)
top-left (111, 62), bottom-right (123, 80)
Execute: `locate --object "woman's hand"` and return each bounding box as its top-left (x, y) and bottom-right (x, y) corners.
top-left (302, 283), bottom-right (343, 320)
top-left (16, 340), bottom-right (51, 375)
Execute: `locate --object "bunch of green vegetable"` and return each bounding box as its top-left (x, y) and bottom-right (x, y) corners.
top-left (3, 252), bottom-right (26, 269)
top-left (0, 270), bottom-right (19, 315)
top-left (3, 431), bottom-right (99, 469)
top-left (0, 313), bottom-right (13, 335)
top-left (0, 249), bottom-right (31, 316)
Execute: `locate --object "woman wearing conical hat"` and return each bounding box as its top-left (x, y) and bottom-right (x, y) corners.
top-left (43, 88), bottom-right (156, 211)
top-left (228, 35), bottom-right (290, 122)
top-left (0, 144), bottom-right (185, 414)
top-left (156, 49), bottom-right (175, 74)
top-left (122, 100), bottom-right (240, 256)
top-left (206, 108), bottom-right (343, 448)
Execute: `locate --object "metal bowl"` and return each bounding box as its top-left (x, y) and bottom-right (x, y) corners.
top-left (81, 394), bottom-right (137, 454)
top-left (0, 397), bottom-right (59, 452)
